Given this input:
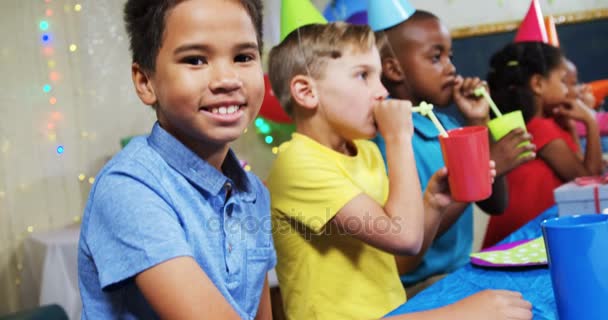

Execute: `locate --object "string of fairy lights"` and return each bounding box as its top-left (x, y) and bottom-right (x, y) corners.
top-left (39, 0), bottom-right (82, 155)
top-left (18, 2), bottom-right (89, 233)
top-left (37, 0), bottom-right (276, 226)
top-left (40, 1), bottom-right (95, 186)
top-left (36, 0), bottom-right (275, 225)
top-left (253, 117), bottom-right (293, 156)
top-left (9, 0), bottom-right (92, 291)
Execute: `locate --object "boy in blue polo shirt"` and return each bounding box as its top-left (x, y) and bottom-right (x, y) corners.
top-left (77, 0), bottom-right (274, 319)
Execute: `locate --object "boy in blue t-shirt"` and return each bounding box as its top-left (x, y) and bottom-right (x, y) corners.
top-left (78, 1), bottom-right (275, 319)
top-left (373, 10), bottom-right (536, 296)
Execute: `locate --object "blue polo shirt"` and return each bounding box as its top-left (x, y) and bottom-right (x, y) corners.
top-left (78, 122), bottom-right (276, 319)
top-left (372, 105), bottom-right (473, 286)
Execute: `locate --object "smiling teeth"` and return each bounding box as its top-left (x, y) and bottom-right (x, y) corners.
top-left (210, 105), bottom-right (239, 114)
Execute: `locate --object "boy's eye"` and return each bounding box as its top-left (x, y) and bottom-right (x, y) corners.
top-left (431, 54), bottom-right (441, 63)
top-left (235, 54), bottom-right (255, 63)
top-left (357, 71), bottom-right (368, 80)
top-left (182, 56), bottom-right (207, 65)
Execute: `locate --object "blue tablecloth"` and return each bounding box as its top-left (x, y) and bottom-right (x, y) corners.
top-left (387, 206), bottom-right (558, 319)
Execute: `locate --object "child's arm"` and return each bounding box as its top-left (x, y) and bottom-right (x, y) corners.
top-left (395, 168), bottom-right (452, 274)
top-left (396, 163), bottom-right (495, 274)
top-left (475, 128), bottom-right (536, 215)
top-left (566, 121), bottom-right (584, 154)
top-left (474, 171), bottom-right (508, 215)
top-left (386, 290), bottom-right (532, 320)
top-left (555, 116), bottom-right (583, 153)
top-left (255, 277), bottom-right (272, 320)
top-left (331, 99), bottom-right (447, 255)
top-left (136, 256), bottom-right (242, 319)
top-left (544, 99), bottom-right (603, 180)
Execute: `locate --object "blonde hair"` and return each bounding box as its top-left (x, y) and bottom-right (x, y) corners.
top-left (268, 22), bottom-right (376, 116)
top-left (374, 30), bottom-right (391, 60)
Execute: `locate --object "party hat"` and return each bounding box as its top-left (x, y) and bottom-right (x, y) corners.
top-left (514, 0), bottom-right (548, 43)
top-left (368, 0), bottom-right (416, 32)
top-left (280, 0), bottom-right (327, 42)
top-left (545, 16), bottom-right (560, 47)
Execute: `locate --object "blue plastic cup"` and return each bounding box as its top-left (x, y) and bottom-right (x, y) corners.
top-left (541, 214), bottom-right (608, 320)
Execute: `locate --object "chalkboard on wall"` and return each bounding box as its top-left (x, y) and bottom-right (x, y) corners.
top-left (452, 18), bottom-right (608, 85)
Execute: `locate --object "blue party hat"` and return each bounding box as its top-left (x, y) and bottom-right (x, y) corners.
top-left (368, 0), bottom-right (416, 31)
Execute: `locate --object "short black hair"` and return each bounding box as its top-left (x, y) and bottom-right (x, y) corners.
top-left (375, 10), bottom-right (441, 92)
top-left (487, 42), bottom-right (563, 122)
top-left (379, 9), bottom-right (438, 35)
top-left (407, 10), bottom-right (438, 22)
top-left (123, 0), bottom-right (263, 73)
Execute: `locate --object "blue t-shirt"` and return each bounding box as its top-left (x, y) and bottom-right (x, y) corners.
top-left (372, 105), bottom-right (473, 286)
top-left (78, 122), bottom-right (276, 319)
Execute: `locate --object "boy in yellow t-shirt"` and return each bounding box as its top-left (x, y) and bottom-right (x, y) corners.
top-left (266, 21), bottom-right (452, 319)
top-left (266, 21), bottom-right (533, 320)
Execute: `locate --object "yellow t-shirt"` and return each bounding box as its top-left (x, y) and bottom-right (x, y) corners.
top-left (267, 133), bottom-right (406, 320)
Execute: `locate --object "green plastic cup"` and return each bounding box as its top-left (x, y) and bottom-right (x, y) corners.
top-left (487, 110), bottom-right (532, 157)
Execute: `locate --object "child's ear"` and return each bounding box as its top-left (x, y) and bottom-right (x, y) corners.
top-left (290, 75), bottom-right (319, 110)
top-left (131, 63), bottom-right (158, 106)
top-left (529, 74), bottom-right (545, 96)
top-left (381, 57), bottom-right (405, 82)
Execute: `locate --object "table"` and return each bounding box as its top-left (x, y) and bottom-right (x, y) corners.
top-left (20, 225), bottom-right (81, 320)
top-left (387, 206), bottom-right (558, 319)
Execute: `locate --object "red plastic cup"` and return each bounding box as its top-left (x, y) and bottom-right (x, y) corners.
top-left (439, 126), bottom-right (492, 202)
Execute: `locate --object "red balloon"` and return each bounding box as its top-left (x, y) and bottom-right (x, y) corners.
top-left (259, 74), bottom-right (292, 123)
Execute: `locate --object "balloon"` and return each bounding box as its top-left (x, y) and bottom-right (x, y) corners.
top-left (259, 74), bottom-right (292, 124)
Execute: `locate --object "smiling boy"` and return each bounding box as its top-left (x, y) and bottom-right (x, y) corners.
top-left (78, 1), bottom-right (275, 319)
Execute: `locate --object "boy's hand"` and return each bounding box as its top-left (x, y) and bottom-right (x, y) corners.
top-left (374, 99), bottom-right (413, 139)
top-left (491, 128), bottom-right (536, 176)
top-left (424, 167), bottom-right (452, 212)
top-left (424, 161), bottom-right (496, 213)
top-left (448, 290), bottom-right (533, 320)
top-left (453, 76), bottom-right (490, 126)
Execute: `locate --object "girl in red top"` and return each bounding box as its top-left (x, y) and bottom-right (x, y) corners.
top-left (483, 42), bottom-right (603, 248)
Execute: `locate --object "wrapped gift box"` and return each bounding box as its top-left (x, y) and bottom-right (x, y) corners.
top-left (553, 178), bottom-right (608, 216)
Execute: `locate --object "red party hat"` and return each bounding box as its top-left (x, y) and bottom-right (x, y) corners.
top-left (514, 0), bottom-right (548, 43)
